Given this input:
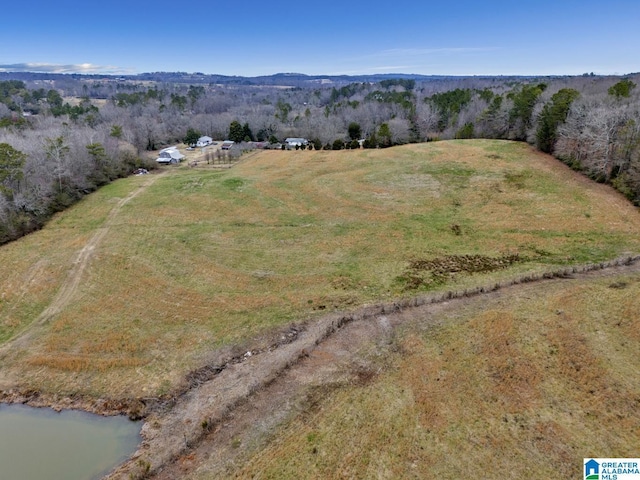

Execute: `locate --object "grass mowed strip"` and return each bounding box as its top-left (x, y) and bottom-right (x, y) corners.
top-left (1, 139), bottom-right (640, 398)
top-left (0, 179), bottom-right (129, 346)
top-left (228, 272), bottom-right (640, 480)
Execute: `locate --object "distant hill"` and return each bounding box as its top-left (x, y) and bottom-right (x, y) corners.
top-left (0, 70), bottom-right (544, 87)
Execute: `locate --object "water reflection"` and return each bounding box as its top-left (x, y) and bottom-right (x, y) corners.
top-left (0, 403), bottom-right (141, 480)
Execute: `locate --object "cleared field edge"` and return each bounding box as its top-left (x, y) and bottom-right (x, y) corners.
top-left (101, 254), bottom-right (640, 480)
top-left (0, 171), bottom-right (167, 361)
top-left (3, 141), bottom-right (640, 399)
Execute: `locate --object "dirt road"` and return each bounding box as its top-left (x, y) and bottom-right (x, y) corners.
top-left (0, 171), bottom-right (167, 360)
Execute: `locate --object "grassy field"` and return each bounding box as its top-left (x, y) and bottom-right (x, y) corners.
top-left (1, 139), bottom-right (640, 400)
top-left (226, 271), bottom-right (640, 479)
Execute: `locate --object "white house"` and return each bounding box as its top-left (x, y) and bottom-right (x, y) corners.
top-left (156, 146), bottom-right (185, 164)
top-left (196, 136), bottom-right (213, 147)
top-left (284, 138), bottom-right (309, 148)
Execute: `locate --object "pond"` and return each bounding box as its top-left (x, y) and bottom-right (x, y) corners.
top-left (0, 403), bottom-right (141, 480)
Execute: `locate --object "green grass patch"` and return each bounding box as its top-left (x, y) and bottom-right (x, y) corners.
top-left (1, 140), bottom-right (640, 398)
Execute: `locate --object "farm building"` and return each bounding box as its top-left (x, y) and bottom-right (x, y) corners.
top-left (221, 141), bottom-right (235, 150)
top-left (156, 146), bottom-right (185, 164)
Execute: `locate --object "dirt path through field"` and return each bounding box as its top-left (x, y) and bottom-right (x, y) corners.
top-left (106, 256), bottom-right (640, 480)
top-left (0, 171), bottom-right (167, 359)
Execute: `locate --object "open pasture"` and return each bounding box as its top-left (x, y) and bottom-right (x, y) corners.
top-left (1, 140), bottom-right (639, 400)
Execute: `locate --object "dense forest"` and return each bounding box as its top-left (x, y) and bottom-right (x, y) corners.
top-left (0, 71), bottom-right (639, 244)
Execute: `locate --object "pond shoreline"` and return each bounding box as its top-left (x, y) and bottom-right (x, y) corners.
top-left (0, 388), bottom-right (147, 418)
top-left (2, 256), bottom-right (640, 479)
top-left (0, 402), bottom-right (142, 480)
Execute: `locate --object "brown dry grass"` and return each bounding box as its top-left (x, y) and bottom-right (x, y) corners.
top-left (1, 140), bottom-right (640, 400)
top-left (229, 272), bottom-right (640, 480)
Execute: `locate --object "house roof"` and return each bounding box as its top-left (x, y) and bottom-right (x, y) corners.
top-left (160, 146), bottom-right (179, 153)
top-left (159, 149), bottom-right (184, 160)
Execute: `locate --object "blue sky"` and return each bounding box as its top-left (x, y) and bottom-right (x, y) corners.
top-left (1, 0), bottom-right (639, 76)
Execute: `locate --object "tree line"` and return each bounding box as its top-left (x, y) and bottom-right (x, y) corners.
top-left (0, 72), bottom-right (639, 244)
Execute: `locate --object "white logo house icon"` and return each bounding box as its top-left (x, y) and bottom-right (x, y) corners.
top-left (585, 459), bottom-right (599, 480)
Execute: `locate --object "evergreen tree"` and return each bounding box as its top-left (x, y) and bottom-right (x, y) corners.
top-left (608, 79), bottom-right (636, 99)
top-left (508, 83), bottom-right (547, 140)
top-left (110, 125), bottom-right (123, 139)
top-left (536, 88), bottom-right (580, 153)
top-left (378, 123), bottom-right (392, 147)
top-left (242, 122), bottom-right (254, 142)
top-left (427, 88), bottom-right (473, 131)
top-left (0, 143), bottom-right (25, 198)
top-left (363, 132), bottom-right (378, 149)
top-left (228, 121), bottom-right (244, 142)
top-left (455, 123), bottom-right (475, 139)
top-left (184, 128), bottom-right (201, 146)
top-left (348, 122), bottom-right (362, 141)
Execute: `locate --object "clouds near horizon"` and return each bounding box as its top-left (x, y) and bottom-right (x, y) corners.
top-left (1, 0), bottom-right (639, 76)
top-left (0, 63), bottom-right (133, 75)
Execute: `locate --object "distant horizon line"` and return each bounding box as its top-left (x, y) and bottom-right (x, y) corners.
top-left (1, 69), bottom-right (638, 79)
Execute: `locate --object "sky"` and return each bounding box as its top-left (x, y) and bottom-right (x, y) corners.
top-left (1, 0), bottom-right (639, 77)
